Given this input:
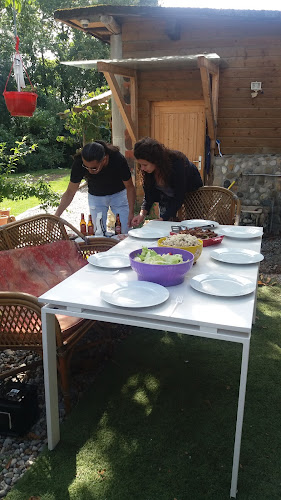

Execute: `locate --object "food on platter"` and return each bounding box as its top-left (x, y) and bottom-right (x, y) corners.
top-left (160, 233), bottom-right (200, 247)
top-left (170, 227), bottom-right (224, 247)
top-left (133, 247), bottom-right (183, 265)
top-left (178, 227), bottom-right (218, 239)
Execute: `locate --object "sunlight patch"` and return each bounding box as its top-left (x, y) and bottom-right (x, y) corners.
top-left (160, 333), bottom-right (174, 345)
top-left (144, 375), bottom-right (160, 392)
top-left (267, 341), bottom-right (281, 359)
top-left (122, 374), bottom-right (140, 394)
top-left (133, 388), bottom-right (149, 406)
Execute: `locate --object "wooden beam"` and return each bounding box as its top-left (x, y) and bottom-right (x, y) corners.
top-left (212, 71), bottom-right (219, 130)
top-left (99, 15), bottom-right (121, 35)
top-left (97, 61), bottom-right (136, 78)
top-left (199, 65), bottom-right (215, 140)
top-left (103, 71), bottom-right (137, 144)
top-left (197, 55), bottom-right (218, 75)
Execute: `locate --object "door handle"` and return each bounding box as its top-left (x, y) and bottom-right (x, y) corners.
top-left (193, 156), bottom-right (202, 171)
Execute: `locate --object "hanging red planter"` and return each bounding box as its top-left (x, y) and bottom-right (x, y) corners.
top-left (3, 90), bottom-right (37, 117)
top-left (3, 36), bottom-right (38, 117)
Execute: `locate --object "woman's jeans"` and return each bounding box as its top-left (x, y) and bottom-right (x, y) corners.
top-left (88, 189), bottom-right (129, 234)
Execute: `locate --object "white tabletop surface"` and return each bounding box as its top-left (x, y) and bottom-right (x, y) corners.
top-left (39, 222), bottom-right (263, 337)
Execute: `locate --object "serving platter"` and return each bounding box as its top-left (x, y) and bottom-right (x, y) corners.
top-left (181, 219), bottom-right (219, 228)
top-left (210, 248), bottom-right (264, 265)
top-left (190, 273), bottom-right (256, 297)
top-left (87, 253), bottom-right (130, 268)
top-left (100, 281), bottom-right (169, 308)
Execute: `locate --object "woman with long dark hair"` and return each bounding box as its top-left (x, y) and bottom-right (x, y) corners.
top-left (55, 140), bottom-right (136, 234)
top-left (131, 137), bottom-right (203, 226)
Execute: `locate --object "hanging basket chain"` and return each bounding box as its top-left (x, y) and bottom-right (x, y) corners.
top-left (4, 36), bottom-right (37, 94)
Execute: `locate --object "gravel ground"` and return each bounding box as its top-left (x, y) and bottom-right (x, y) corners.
top-left (0, 326), bottom-right (129, 498)
top-left (1, 194), bottom-right (280, 497)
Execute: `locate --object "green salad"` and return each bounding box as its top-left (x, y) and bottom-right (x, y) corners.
top-left (134, 247), bottom-right (183, 265)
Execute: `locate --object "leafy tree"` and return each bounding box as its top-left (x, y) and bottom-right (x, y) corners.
top-left (0, 0), bottom-right (158, 181)
top-left (57, 86), bottom-right (112, 149)
top-left (0, 137), bottom-right (60, 208)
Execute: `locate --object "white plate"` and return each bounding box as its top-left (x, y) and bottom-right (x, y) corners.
top-left (128, 228), bottom-right (169, 239)
top-left (87, 253), bottom-right (130, 268)
top-left (181, 219), bottom-right (219, 228)
top-left (219, 226), bottom-right (263, 239)
top-left (211, 248), bottom-right (264, 265)
top-left (100, 281), bottom-right (169, 308)
top-left (190, 273), bottom-right (256, 297)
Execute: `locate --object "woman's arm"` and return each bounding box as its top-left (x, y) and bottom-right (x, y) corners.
top-left (131, 181), bottom-right (159, 227)
top-left (123, 177), bottom-right (136, 227)
top-left (161, 158), bottom-right (202, 220)
top-left (55, 181), bottom-right (80, 217)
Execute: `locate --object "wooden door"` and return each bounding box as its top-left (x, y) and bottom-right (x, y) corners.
top-left (151, 100), bottom-right (205, 179)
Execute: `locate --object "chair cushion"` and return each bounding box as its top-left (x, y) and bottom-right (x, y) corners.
top-left (0, 240), bottom-right (88, 334)
top-left (0, 240), bottom-right (87, 297)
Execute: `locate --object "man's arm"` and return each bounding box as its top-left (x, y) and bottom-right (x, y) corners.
top-left (123, 177), bottom-right (136, 227)
top-left (55, 181), bottom-right (80, 217)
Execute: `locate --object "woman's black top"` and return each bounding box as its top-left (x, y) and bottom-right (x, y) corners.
top-left (70, 151), bottom-right (131, 196)
top-left (141, 155), bottom-right (203, 220)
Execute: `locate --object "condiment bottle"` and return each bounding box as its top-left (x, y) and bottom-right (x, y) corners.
top-left (115, 213), bottom-right (121, 235)
top-left (87, 214), bottom-right (94, 235)
top-left (80, 213), bottom-right (87, 234)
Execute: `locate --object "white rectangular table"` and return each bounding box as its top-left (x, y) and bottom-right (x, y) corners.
top-left (39, 221), bottom-right (263, 498)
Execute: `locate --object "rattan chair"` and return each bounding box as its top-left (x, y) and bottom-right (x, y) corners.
top-left (178, 186), bottom-right (241, 225)
top-left (0, 214), bottom-right (118, 413)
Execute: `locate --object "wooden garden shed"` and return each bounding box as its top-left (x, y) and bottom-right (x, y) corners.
top-left (54, 6), bottom-right (281, 224)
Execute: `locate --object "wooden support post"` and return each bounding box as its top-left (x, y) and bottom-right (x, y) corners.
top-left (110, 34), bottom-right (125, 154)
top-left (199, 65), bottom-right (215, 140)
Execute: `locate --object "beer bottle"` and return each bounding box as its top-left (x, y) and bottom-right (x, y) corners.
top-left (80, 213), bottom-right (87, 234)
top-left (115, 213), bottom-right (121, 235)
top-left (87, 214), bottom-right (94, 235)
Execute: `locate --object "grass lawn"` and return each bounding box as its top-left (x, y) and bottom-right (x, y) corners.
top-left (5, 285), bottom-right (281, 500)
top-left (0, 168), bottom-right (70, 216)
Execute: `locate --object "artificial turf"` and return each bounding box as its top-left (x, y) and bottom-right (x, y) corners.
top-left (6, 285), bottom-right (281, 500)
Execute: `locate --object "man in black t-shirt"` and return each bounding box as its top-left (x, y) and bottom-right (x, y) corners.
top-left (55, 141), bottom-right (136, 234)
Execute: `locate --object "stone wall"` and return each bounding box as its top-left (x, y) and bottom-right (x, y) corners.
top-left (213, 155), bottom-right (281, 234)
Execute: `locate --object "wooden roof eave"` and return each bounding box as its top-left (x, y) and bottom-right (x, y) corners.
top-left (61, 54), bottom-right (221, 145)
top-left (95, 55), bottom-right (220, 145)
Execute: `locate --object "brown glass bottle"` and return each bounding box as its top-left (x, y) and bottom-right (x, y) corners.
top-left (87, 214), bottom-right (94, 235)
top-left (80, 213), bottom-right (87, 234)
top-left (115, 213), bottom-right (121, 235)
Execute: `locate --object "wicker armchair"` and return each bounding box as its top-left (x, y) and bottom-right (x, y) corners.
top-left (178, 186), bottom-right (241, 225)
top-left (0, 214), bottom-right (118, 413)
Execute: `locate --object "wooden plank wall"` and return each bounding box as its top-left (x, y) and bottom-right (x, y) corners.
top-left (122, 15), bottom-right (281, 154)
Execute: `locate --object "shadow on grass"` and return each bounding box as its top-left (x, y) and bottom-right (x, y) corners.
top-left (6, 286), bottom-right (281, 500)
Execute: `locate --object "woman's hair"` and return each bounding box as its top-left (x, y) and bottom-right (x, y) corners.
top-left (82, 140), bottom-right (119, 162)
top-left (134, 137), bottom-right (186, 186)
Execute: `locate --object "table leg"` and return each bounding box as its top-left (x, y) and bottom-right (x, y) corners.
top-left (252, 280), bottom-right (259, 324)
top-left (230, 339), bottom-right (250, 498)
top-left (41, 309), bottom-right (60, 450)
